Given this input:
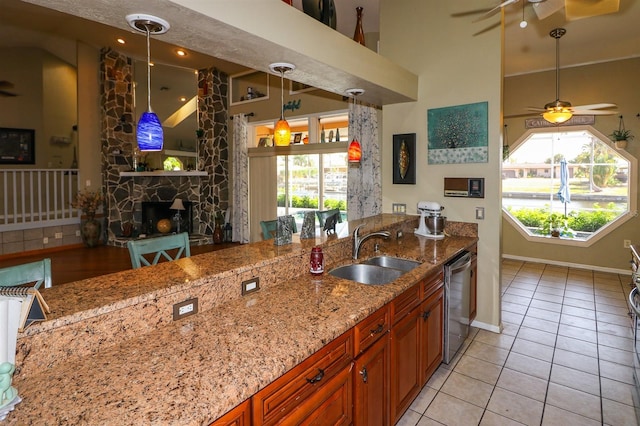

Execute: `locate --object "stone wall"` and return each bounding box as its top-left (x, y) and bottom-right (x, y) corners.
top-left (100, 49), bottom-right (229, 242)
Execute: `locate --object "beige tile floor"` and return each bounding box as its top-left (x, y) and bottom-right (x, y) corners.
top-left (398, 259), bottom-right (639, 426)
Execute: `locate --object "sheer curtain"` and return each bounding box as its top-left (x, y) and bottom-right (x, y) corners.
top-left (232, 114), bottom-right (249, 243)
top-left (347, 102), bottom-right (382, 220)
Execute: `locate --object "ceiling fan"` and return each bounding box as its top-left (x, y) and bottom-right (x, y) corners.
top-left (528, 28), bottom-right (617, 124)
top-left (474, 0), bottom-right (620, 22)
top-left (0, 81), bottom-right (17, 97)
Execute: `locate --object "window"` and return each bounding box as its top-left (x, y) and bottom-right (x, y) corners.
top-left (277, 152), bottom-right (348, 227)
top-left (502, 126), bottom-right (637, 246)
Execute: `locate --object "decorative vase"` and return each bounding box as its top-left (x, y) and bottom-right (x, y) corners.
top-left (213, 222), bottom-right (223, 244)
top-left (81, 215), bottom-right (101, 247)
top-left (353, 6), bottom-right (365, 46)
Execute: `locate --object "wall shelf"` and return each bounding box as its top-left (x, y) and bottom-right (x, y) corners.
top-left (164, 149), bottom-right (198, 158)
top-left (119, 171), bottom-right (207, 177)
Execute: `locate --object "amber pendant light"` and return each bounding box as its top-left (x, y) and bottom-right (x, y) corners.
top-left (269, 62), bottom-right (295, 146)
top-left (346, 88), bottom-right (364, 164)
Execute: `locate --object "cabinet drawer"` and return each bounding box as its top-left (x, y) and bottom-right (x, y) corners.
top-left (422, 270), bottom-right (444, 299)
top-left (391, 284), bottom-right (420, 324)
top-left (252, 329), bottom-right (354, 425)
top-left (354, 304), bottom-right (390, 354)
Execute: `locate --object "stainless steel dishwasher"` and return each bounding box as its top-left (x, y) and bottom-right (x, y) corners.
top-left (443, 251), bottom-right (473, 364)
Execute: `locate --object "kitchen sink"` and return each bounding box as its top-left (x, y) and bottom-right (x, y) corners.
top-left (329, 264), bottom-right (404, 285)
top-left (363, 256), bottom-right (421, 272)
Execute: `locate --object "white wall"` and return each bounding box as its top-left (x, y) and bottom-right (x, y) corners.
top-left (380, 0), bottom-right (503, 331)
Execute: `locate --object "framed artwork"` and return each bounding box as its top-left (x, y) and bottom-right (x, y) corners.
top-left (427, 101), bottom-right (488, 164)
top-left (393, 133), bottom-right (416, 184)
top-left (0, 128), bottom-right (35, 164)
top-left (293, 133), bottom-right (302, 144)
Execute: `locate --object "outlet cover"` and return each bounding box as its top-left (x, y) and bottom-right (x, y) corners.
top-left (173, 298), bottom-right (198, 321)
top-left (55, 232), bottom-right (63, 239)
top-left (242, 277), bottom-right (260, 295)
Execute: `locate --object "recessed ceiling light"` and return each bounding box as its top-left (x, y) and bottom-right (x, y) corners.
top-left (117, 38), bottom-right (125, 44)
top-left (180, 96), bottom-right (186, 102)
top-left (176, 49), bottom-right (187, 57)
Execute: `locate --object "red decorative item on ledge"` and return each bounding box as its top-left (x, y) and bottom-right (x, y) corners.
top-left (281, 0), bottom-right (292, 4)
top-left (353, 7), bottom-right (365, 46)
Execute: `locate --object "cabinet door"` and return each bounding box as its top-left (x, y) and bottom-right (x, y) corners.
top-left (210, 399), bottom-right (251, 426)
top-left (470, 256), bottom-right (477, 324)
top-left (354, 334), bottom-right (390, 426)
top-left (420, 286), bottom-right (444, 385)
top-left (390, 307), bottom-right (420, 423)
top-left (284, 365), bottom-right (353, 426)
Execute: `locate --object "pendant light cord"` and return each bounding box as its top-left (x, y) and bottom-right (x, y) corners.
top-left (554, 34), bottom-right (560, 101)
top-left (280, 69), bottom-right (285, 120)
top-left (145, 25), bottom-right (152, 113)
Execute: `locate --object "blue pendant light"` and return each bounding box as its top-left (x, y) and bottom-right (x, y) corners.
top-left (126, 14), bottom-right (170, 151)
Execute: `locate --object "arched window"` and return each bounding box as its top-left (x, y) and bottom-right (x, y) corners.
top-left (502, 126), bottom-right (637, 246)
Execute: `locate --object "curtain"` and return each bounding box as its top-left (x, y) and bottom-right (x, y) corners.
top-left (347, 102), bottom-right (382, 221)
top-left (232, 114), bottom-right (249, 243)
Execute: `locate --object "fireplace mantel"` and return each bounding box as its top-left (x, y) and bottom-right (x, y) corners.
top-left (119, 171), bottom-right (208, 177)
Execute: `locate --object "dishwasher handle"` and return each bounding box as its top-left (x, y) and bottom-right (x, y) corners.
top-left (448, 252), bottom-right (472, 275)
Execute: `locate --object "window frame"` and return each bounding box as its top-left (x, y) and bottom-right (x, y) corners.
top-left (502, 125), bottom-right (638, 247)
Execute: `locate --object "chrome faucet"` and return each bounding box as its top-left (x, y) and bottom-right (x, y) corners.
top-left (352, 224), bottom-right (390, 260)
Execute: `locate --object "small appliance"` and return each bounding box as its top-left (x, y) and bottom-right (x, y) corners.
top-left (415, 201), bottom-right (446, 239)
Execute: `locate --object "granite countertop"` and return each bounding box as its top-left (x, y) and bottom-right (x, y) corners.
top-left (7, 215), bottom-right (477, 425)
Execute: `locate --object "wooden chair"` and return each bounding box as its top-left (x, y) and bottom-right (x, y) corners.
top-left (126, 233), bottom-right (191, 269)
top-left (316, 208), bottom-right (342, 228)
top-left (0, 258), bottom-right (52, 289)
top-left (260, 217), bottom-right (298, 240)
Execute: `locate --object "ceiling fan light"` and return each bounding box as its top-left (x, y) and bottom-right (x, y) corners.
top-left (543, 110), bottom-right (572, 124)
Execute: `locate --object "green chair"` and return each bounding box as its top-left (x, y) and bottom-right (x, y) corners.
top-left (260, 217), bottom-right (298, 240)
top-left (0, 258), bottom-right (52, 289)
top-left (126, 233), bottom-right (191, 269)
top-left (316, 208), bottom-right (342, 228)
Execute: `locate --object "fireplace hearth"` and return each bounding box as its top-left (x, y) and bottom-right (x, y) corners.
top-left (141, 201), bottom-right (193, 235)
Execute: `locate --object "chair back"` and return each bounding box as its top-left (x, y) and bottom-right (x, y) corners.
top-left (0, 258), bottom-right (52, 289)
top-left (126, 233), bottom-right (191, 269)
top-left (260, 216), bottom-right (298, 240)
top-left (316, 209), bottom-right (342, 228)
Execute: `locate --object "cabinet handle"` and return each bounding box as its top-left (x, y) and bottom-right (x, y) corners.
top-left (360, 366), bottom-right (368, 383)
top-left (370, 323), bottom-right (384, 335)
top-left (306, 368), bottom-right (325, 384)
top-left (421, 310), bottom-right (430, 321)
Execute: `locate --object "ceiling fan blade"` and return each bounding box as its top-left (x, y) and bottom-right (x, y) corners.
top-left (532, 0), bottom-right (564, 19)
top-left (571, 109), bottom-right (618, 116)
top-left (565, 0), bottom-right (620, 21)
top-left (571, 103), bottom-right (617, 110)
top-left (0, 80), bottom-right (15, 89)
top-left (0, 90), bottom-right (17, 97)
top-left (451, 8), bottom-right (493, 18)
top-left (527, 106), bottom-right (547, 112)
top-left (472, 0), bottom-right (518, 22)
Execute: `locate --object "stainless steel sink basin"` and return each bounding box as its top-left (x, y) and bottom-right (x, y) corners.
top-left (364, 256), bottom-right (421, 272)
top-left (329, 264), bottom-right (403, 285)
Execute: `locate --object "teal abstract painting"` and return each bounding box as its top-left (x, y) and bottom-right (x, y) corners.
top-left (427, 101), bottom-right (488, 164)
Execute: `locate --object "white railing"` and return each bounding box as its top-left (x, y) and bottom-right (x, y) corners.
top-left (0, 169), bottom-right (81, 232)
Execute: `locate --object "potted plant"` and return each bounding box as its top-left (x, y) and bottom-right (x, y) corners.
top-left (541, 213), bottom-right (573, 238)
top-left (610, 116), bottom-right (634, 149)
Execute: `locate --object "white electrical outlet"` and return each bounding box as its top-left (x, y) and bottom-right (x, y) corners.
top-left (75, 230), bottom-right (81, 237)
top-left (55, 232), bottom-right (63, 239)
top-left (242, 277), bottom-right (260, 295)
top-left (624, 240), bottom-right (632, 248)
top-left (173, 298), bottom-right (198, 321)
top-left (43, 237), bottom-right (49, 244)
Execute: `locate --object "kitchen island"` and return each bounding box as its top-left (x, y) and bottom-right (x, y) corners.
top-left (6, 214), bottom-right (477, 425)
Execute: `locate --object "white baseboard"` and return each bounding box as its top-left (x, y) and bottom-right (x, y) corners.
top-left (470, 320), bottom-right (502, 334)
top-left (502, 253), bottom-right (631, 276)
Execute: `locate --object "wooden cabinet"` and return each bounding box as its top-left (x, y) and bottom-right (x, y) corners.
top-left (252, 329), bottom-right (353, 425)
top-left (210, 399), bottom-right (251, 426)
top-left (390, 304), bottom-right (421, 422)
top-left (419, 285), bottom-right (444, 385)
top-left (390, 270), bottom-right (445, 423)
top-left (353, 305), bottom-right (390, 426)
top-left (469, 254), bottom-right (477, 324)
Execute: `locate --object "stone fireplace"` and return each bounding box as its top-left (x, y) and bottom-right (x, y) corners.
top-left (100, 48), bottom-right (229, 246)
